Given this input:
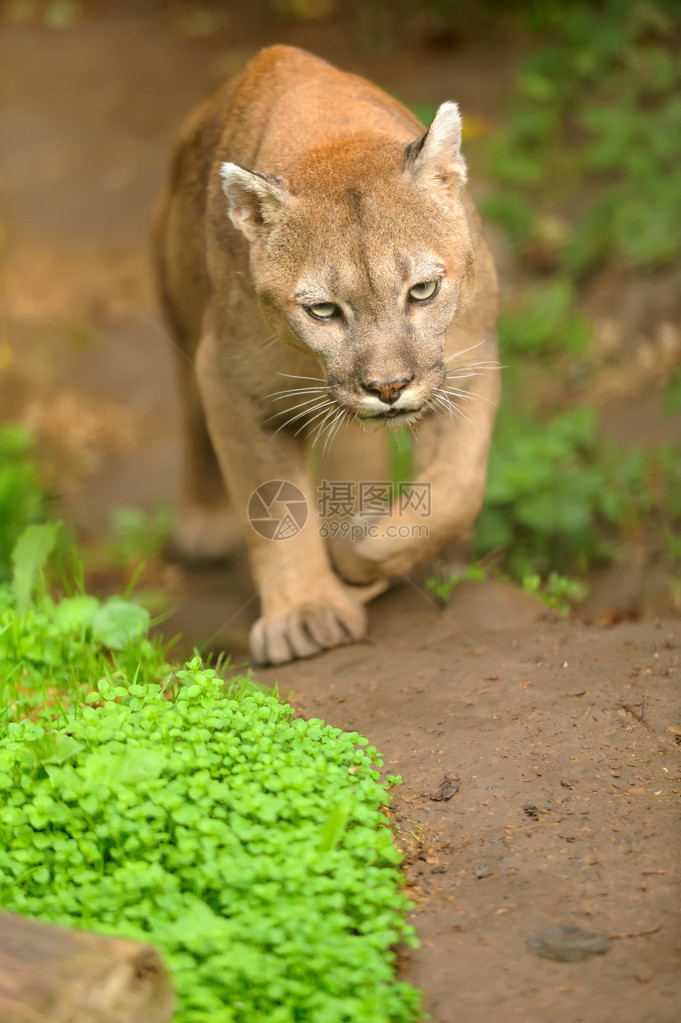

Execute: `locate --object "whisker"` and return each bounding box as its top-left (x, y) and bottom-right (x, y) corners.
top-left (322, 407), bottom-right (347, 456)
top-left (271, 395), bottom-right (327, 409)
top-left (424, 396), bottom-right (445, 422)
top-left (430, 393), bottom-right (456, 420)
top-left (243, 333), bottom-right (280, 367)
top-left (435, 388), bottom-right (472, 425)
top-left (311, 404), bottom-right (339, 448)
top-left (433, 391), bottom-right (454, 410)
top-left (290, 400), bottom-right (335, 426)
top-left (329, 415), bottom-right (348, 453)
top-left (296, 400), bottom-right (337, 438)
top-left (443, 336), bottom-right (490, 363)
top-left (268, 386), bottom-right (328, 400)
top-left (268, 395), bottom-right (329, 423)
top-left (310, 418), bottom-right (332, 450)
top-left (446, 362), bottom-right (503, 372)
top-left (267, 386), bottom-right (327, 403)
top-left (273, 399), bottom-right (334, 434)
top-left (443, 360), bottom-right (501, 380)
top-left (329, 406), bottom-right (348, 439)
top-left (445, 362), bottom-right (498, 374)
top-left (432, 389), bottom-right (473, 426)
top-left (442, 386), bottom-right (497, 408)
top-left (277, 372), bottom-right (326, 382)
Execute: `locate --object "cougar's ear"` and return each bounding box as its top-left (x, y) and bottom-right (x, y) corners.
top-left (220, 163), bottom-right (290, 241)
top-left (404, 101), bottom-right (467, 191)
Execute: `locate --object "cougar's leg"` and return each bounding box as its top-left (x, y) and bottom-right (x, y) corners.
top-left (153, 187), bottom-right (238, 564)
top-left (196, 330), bottom-right (367, 665)
top-left (170, 351), bottom-right (240, 563)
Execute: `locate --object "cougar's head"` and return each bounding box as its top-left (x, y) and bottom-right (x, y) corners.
top-left (220, 103), bottom-right (475, 431)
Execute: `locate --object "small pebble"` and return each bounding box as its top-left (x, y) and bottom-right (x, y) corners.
top-left (526, 924), bottom-right (610, 962)
top-left (430, 775), bottom-right (461, 801)
top-left (635, 966), bottom-right (653, 983)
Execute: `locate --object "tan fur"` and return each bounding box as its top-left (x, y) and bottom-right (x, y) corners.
top-left (153, 45), bottom-right (500, 665)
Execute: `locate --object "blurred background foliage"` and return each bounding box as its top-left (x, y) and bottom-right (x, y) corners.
top-left (475, 0), bottom-right (681, 598)
top-left (482, 0), bottom-right (681, 272)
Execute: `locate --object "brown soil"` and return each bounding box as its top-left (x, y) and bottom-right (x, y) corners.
top-left (2, 7), bottom-right (679, 1022)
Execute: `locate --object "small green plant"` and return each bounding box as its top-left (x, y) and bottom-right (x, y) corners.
top-left (0, 667), bottom-right (420, 1022)
top-left (425, 562), bottom-right (586, 615)
top-left (521, 571), bottom-right (587, 615)
top-left (0, 522), bottom-right (421, 1021)
top-left (0, 425), bottom-right (46, 581)
top-left (0, 523), bottom-right (170, 726)
top-left (476, 405), bottom-right (608, 575)
top-left (476, 404), bottom-right (680, 579)
top-left (388, 428), bottom-right (414, 491)
top-left (425, 563), bottom-right (487, 604)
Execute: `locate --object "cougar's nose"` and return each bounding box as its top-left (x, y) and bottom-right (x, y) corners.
top-left (363, 377), bottom-right (412, 405)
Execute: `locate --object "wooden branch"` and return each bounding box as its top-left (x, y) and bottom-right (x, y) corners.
top-left (0, 912), bottom-right (174, 1023)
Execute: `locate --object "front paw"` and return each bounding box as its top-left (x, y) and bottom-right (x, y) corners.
top-left (330, 517), bottom-right (434, 583)
top-left (329, 532), bottom-right (387, 586)
top-left (250, 595), bottom-right (366, 665)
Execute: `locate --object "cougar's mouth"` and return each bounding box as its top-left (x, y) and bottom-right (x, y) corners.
top-left (358, 407), bottom-right (424, 429)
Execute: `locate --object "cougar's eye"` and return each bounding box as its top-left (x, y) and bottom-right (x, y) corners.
top-left (409, 280), bottom-right (439, 302)
top-left (306, 302), bottom-right (339, 320)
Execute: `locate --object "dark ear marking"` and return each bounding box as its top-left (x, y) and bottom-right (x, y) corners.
top-left (403, 133), bottom-right (427, 168)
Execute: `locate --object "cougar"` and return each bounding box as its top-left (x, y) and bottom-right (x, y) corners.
top-left (153, 45), bottom-right (499, 665)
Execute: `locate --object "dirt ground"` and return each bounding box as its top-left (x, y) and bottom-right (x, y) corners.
top-left (1, 7), bottom-right (680, 1022)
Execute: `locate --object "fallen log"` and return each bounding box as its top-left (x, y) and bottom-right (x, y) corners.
top-left (0, 911), bottom-right (174, 1022)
